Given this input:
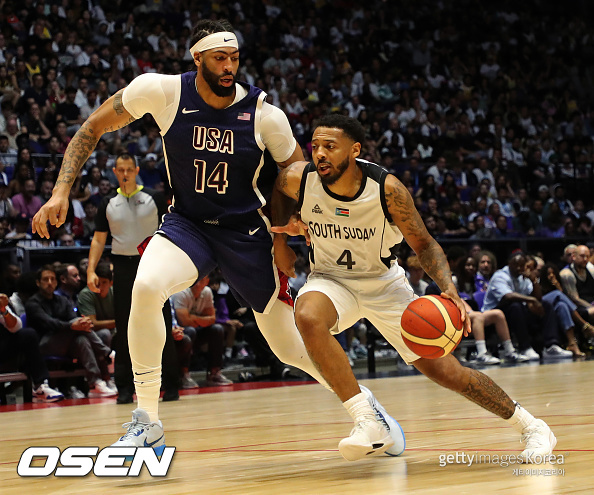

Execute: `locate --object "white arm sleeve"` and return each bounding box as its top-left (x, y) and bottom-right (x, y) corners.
top-left (260, 102), bottom-right (297, 163)
top-left (122, 73), bottom-right (180, 133)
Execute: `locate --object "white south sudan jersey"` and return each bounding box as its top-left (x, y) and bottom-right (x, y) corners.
top-left (298, 159), bottom-right (404, 279)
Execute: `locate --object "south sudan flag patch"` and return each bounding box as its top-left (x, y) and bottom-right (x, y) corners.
top-left (335, 207), bottom-right (350, 217)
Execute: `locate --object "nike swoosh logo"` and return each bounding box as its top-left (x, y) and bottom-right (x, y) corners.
top-left (144, 435), bottom-right (164, 448)
top-left (182, 108), bottom-right (200, 114)
top-left (224, 38), bottom-right (233, 42)
top-left (134, 371), bottom-right (151, 376)
top-left (249, 227), bottom-right (260, 235)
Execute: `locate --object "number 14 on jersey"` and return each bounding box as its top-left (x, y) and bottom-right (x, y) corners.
top-left (195, 160), bottom-right (229, 194)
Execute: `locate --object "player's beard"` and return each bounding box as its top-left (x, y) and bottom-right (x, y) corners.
top-left (201, 60), bottom-right (236, 97)
top-left (318, 156), bottom-right (350, 186)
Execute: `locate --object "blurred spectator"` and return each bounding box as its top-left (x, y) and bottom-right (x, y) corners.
top-left (9, 271), bottom-right (37, 315)
top-left (481, 252), bottom-right (556, 361)
top-left (138, 153), bottom-right (164, 188)
top-left (0, 263), bottom-right (21, 296)
top-left (171, 276), bottom-right (232, 387)
top-left (1, 293), bottom-right (64, 402)
top-left (137, 124), bottom-right (163, 160)
top-left (0, 178), bottom-right (15, 218)
top-left (0, 134), bottom-right (17, 166)
top-left (56, 86), bottom-right (83, 136)
top-left (6, 163), bottom-right (34, 197)
top-left (25, 265), bottom-right (116, 398)
top-left (77, 262), bottom-right (115, 348)
top-left (405, 255), bottom-right (428, 296)
top-left (55, 263), bottom-right (82, 309)
top-left (540, 262), bottom-right (592, 357)
top-left (209, 275), bottom-right (244, 361)
top-left (560, 245), bottom-right (594, 323)
top-left (11, 178), bottom-right (41, 219)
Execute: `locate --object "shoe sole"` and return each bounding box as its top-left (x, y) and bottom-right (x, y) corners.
top-left (32, 397), bottom-right (64, 403)
top-left (383, 417), bottom-right (406, 456)
top-left (338, 434), bottom-right (395, 461)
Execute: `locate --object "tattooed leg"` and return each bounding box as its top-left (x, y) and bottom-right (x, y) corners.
top-left (414, 354), bottom-right (516, 419)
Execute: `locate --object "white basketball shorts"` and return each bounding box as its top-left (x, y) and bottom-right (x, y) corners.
top-left (296, 264), bottom-right (421, 364)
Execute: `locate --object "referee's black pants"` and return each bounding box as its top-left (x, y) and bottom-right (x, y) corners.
top-left (112, 255), bottom-right (179, 394)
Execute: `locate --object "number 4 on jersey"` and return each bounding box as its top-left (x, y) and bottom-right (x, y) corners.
top-left (194, 160), bottom-right (229, 194)
top-left (337, 249), bottom-right (356, 269)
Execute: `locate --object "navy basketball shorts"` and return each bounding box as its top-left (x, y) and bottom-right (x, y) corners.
top-left (156, 211), bottom-right (289, 313)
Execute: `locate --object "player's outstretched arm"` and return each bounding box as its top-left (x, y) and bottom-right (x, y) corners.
top-left (32, 90), bottom-right (136, 238)
top-left (271, 160), bottom-right (309, 235)
top-left (270, 160), bottom-right (309, 277)
top-left (384, 174), bottom-right (471, 335)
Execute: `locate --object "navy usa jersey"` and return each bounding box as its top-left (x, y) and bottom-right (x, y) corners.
top-left (162, 73), bottom-right (276, 226)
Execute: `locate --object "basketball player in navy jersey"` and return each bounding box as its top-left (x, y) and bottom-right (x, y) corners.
top-left (32, 20), bottom-right (404, 460)
top-left (272, 114), bottom-right (557, 462)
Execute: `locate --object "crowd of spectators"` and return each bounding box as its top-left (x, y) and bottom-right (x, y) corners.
top-left (0, 0), bottom-right (593, 245)
top-left (2, 0), bottom-right (594, 400)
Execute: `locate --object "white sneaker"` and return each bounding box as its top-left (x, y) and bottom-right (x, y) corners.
top-left (205, 371), bottom-right (233, 387)
top-left (106, 379), bottom-right (118, 393)
top-left (520, 348), bottom-right (540, 361)
top-left (111, 408), bottom-right (166, 457)
top-left (542, 344), bottom-right (573, 359)
top-left (520, 419), bottom-right (557, 463)
top-left (181, 373), bottom-right (199, 389)
top-left (501, 351), bottom-right (529, 363)
top-left (32, 381), bottom-right (64, 403)
top-left (68, 386), bottom-right (86, 399)
top-left (474, 352), bottom-right (501, 365)
top-left (338, 419), bottom-right (394, 461)
top-left (88, 379), bottom-right (117, 398)
top-left (360, 385), bottom-right (405, 456)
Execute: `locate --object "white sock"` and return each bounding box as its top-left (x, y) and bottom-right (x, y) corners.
top-left (343, 392), bottom-right (376, 423)
top-left (506, 402), bottom-right (535, 433)
top-left (476, 340), bottom-right (487, 355)
top-left (133, 365), bottom-right (162, 423)
top-left (502, 340), bottom-right (515, 354)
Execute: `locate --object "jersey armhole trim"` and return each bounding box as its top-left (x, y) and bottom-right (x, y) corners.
top-left (379, 170), bottom-right (392, 222)
top-left (296, 162), bottom-right (315, 211)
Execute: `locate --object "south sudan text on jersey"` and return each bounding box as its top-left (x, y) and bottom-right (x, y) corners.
top-left (308, 222), bottom-right (377, 241)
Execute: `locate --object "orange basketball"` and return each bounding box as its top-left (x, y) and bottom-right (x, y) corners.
top-left (400, 295), bottom-right (463, 359)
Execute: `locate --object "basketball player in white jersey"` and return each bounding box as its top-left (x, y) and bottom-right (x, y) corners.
top-left (272, 114), bottom-right (557, 462)
top-left (32, 20), bottom-right (403, 461)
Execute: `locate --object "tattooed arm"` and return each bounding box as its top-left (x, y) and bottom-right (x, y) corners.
top-left (32, 90), bottom-right (136, 238)
top-left (270, 161), bottom-right (309, 277)
top-left (384, 174), bottom-right (472, 335)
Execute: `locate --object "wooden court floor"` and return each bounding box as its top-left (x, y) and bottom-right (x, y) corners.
top-left (1, 360), bottom-right (593, 494)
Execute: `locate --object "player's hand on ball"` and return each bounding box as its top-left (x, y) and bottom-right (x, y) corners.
top-left (441, 291), bottom-right (472, 337)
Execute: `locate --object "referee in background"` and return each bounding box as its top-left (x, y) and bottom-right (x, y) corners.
top-left (87, 153), bottom-right (179, 404)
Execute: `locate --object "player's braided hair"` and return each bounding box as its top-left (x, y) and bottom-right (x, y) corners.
top-left (190, 19), bottom-right (235, 48)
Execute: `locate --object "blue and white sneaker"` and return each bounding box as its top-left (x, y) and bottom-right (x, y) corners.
top-left (111, 408), bottom-right (166, 457)
top-left (360, 384), bottom-right (406, 456)
top-left (32, 381), bottom-right (64, 403)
